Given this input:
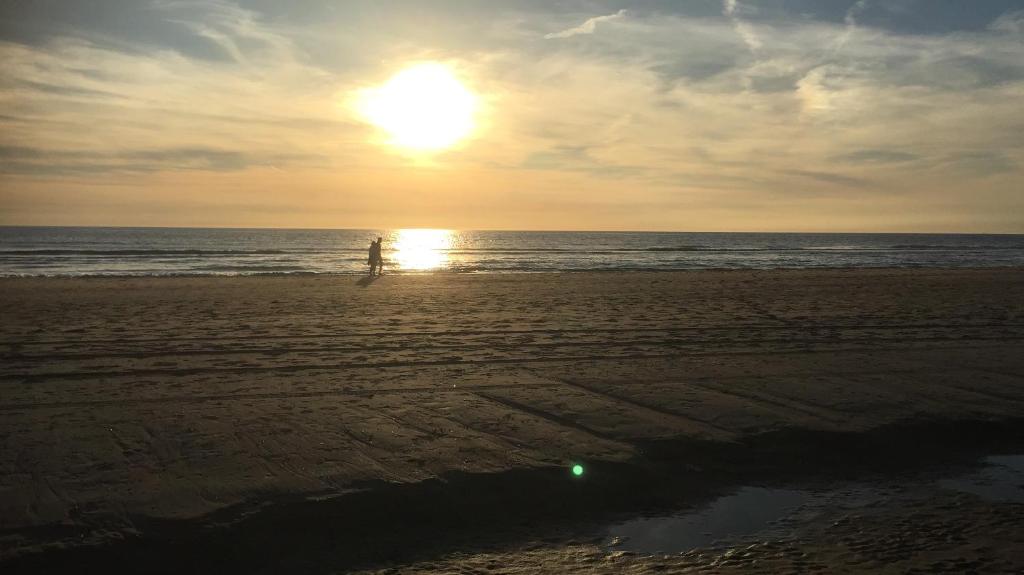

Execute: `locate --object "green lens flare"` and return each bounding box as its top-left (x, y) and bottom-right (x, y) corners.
top-left (572, 464), bottom-right (584, 476)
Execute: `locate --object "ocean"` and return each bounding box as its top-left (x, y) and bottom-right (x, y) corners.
top-left (1, 226), bottom-right (1023, 276)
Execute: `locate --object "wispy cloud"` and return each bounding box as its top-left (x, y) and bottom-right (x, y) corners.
top-left (836, 0), bottom-right (870, 49)
top-left (990, 10), bottom-right (1024, 34)
top-left (721, 0), bottom-right (761, 53)
top-left (844, 0), bottom-right (871, 28)
top-left (832, 149), bottom-right (919, 165)
top-left (0, 144), bottom-right (322, 175)
top-left (784, 169), bottom-right (870, 188)
top-left (544, 9), bottom-right (627, 40)
top-left (155, 1), bottom-right (297, 66)
top-left (0, 2), bottom-right (354, 178)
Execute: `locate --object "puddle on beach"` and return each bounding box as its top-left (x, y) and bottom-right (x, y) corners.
top-left (606, 454), bottom-right (1024, 555)
top-left (939, 454), bottom-right (1024, 503)
top-left (606, 487), bottom-right (811, 554)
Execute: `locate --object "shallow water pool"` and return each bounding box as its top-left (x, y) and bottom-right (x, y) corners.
top-left (606, 454), bottom-right (1024, 554)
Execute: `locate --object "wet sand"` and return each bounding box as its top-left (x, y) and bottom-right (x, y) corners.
top-left (350, 489), bottom-right (1024, 574)
top-left (1, 268), bottom-right (1023, 572)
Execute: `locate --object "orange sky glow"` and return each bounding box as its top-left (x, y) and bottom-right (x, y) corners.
top-left (1, 1), bottom-right (1022, 232)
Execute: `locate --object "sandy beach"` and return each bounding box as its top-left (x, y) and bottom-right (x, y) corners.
top-left (2, 268), bottom-right (1023, 572)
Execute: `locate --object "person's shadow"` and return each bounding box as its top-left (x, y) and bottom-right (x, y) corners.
top-left (356, 275), bottom-right (379, 288)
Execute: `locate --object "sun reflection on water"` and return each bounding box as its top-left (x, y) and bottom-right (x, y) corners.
top-left (391, 229), bottom-right (454, 271)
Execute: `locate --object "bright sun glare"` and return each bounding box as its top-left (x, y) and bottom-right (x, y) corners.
top-left (357, 63), bottom-right (478, 152)
top-left (392, 229), bottom-right (454, 271)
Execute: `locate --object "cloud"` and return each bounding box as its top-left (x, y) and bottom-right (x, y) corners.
top-left (0, 2), bottom-right (356, 177)
top-left (155, 1), bottom-right (296, 66)
top-left (544, 9), bottom-right (627, 40)
top-left (784, 169), bottom-right (871, 188)
top-left (836, 0), bottom-right (870, 49)
top-left (991, 10), bottom-right (1024, 34)
top-left (946, 151), bottom-right (1016, 176)
top-left (844, 0), bottom-right (871, 28)
top-left (0, 145), bottom-right (321, 175)
top-left (721, 0), bottom-right (762, 53)
top-left (521, 145), bottom-right (646, 178)
top-left (832, 149), bottom-right (920, 164)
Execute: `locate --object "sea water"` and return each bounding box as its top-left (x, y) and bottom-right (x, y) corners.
top-left (1, 226), bottom-right (1023, 276)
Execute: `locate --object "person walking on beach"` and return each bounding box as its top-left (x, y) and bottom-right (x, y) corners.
top-left (373, 237), bottom-right (384, 276)
top-left (367, 238), bottom-right (377, 276)
top-left (368, 237), bottom-right (384, 276)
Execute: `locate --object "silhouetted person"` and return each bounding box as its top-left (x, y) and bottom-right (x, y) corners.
top-left (368, 237), bottom-right (384, 276)
top-left (375, 237), bottom-right (384, 275)
top-left (370, 236), bottom-right (382, 274)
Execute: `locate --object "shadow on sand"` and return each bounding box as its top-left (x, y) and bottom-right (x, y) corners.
top-left (356, 275), bottom-right (379, 287)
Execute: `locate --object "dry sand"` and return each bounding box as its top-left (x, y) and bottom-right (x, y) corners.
top-left (1, 268), bottom-right (1023, 572)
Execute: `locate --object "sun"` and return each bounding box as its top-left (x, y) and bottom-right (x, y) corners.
top-left (356, 62), bottom-right (478, 152)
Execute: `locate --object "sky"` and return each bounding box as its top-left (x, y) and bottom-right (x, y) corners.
top-left (1, 0), bottom-right (1023, 232)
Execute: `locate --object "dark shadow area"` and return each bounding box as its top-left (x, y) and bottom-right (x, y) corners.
top-left (4, 418), bottom-right (1024, 574)
top-left (355, 275), bottom-right (378, 287)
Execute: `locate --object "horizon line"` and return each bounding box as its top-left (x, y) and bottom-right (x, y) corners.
top-left (1, 224), bottom-right (1023, 236)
